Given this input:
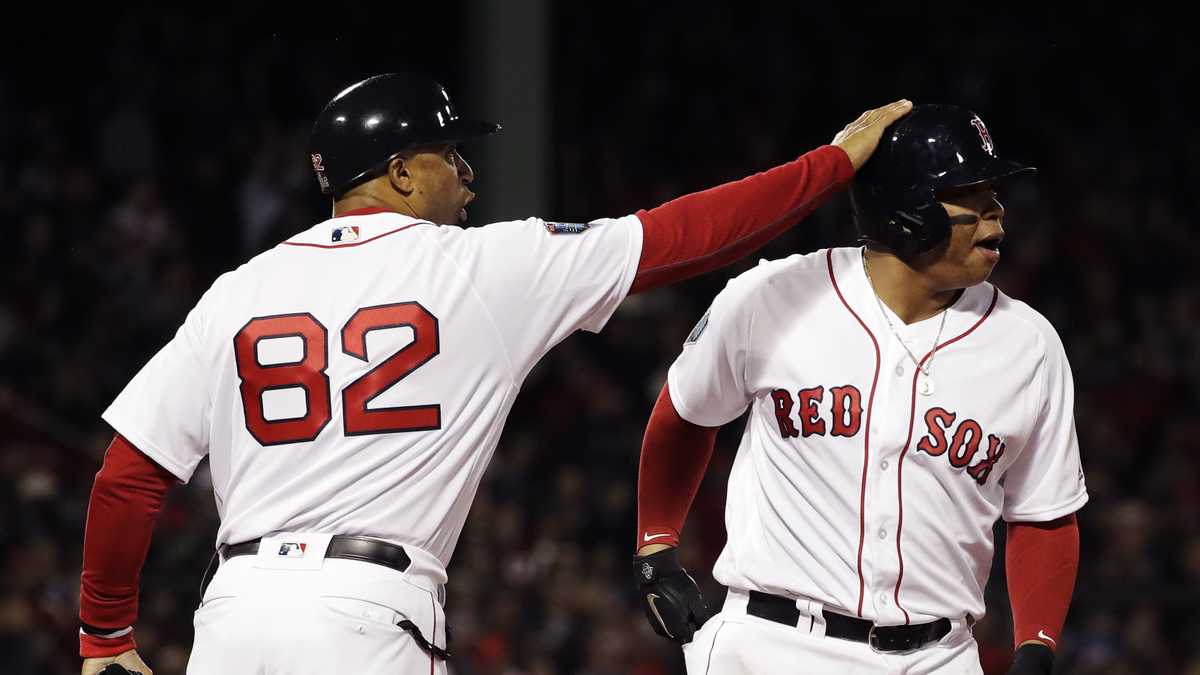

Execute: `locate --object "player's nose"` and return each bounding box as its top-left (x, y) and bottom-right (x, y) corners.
top-left (985, 193), bottom-right (1004, 221)
top-left (457, 153), bottom-right (475, 186)
top-left (983, 206), bottom-right (1004, 231)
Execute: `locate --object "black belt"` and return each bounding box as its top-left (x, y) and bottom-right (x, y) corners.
top-left (201, 536), bottom-right (450, 659)
top-left (746, 590), bottom-right (952, 653)
top-left (220, 535), bottom-right (413, 573)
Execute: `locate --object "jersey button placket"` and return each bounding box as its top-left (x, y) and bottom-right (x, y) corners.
top-left (892, 320), bottom-right (921, 381)
top-left (864, 319), bottom-right (903, 624)
top-left (871, 362), bottom-right (903, 623)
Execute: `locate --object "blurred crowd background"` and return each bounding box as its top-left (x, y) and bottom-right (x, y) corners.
top-left (2, 6), bottom-right (1196, 674)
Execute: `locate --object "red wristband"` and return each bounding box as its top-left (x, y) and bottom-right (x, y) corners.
top-left (80, 629), bottom-right (137, 659)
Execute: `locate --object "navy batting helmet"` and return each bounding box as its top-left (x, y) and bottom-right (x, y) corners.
top-left (309, 73), bottom-right (501, 196)
top-left (850, 104), bottom-right (1035, 257)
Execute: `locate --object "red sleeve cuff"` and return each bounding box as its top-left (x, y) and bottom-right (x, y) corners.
top-left (636, 526), bottom-right (681, 549)
top-left (824, 144), bottom-right (857, 186)
top-left (80, 630), bottom-right (137, 659)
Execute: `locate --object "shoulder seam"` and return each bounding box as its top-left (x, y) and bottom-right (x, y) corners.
top-left (993, 293), bottom-right (1055, 453)
top-left (420, 229), bottom-right (520, 391)
top-left (745, 285), bottom-right (759, 394)
top-left (735, 251), bottom-right (823, 389)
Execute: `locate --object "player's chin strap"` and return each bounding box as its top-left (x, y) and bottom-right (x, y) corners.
top-left (396, 619), bottom-right (452, 660)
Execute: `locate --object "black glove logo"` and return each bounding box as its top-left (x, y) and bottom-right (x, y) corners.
top-left (645, 592), bottom-right (676, 638)
top-left (633, 548), bottom-right (713, 645)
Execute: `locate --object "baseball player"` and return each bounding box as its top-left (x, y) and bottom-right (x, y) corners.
top-left (77, 72), bottom-right (912, 674)
top-left (633, 105), bottom-right (1086, 675)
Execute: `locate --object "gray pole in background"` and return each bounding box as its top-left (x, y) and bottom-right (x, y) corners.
top-left (464, 0), bottom-right (550, 225)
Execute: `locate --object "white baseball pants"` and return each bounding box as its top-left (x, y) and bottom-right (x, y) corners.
top-left (683, 589), bottom-right (983, 675)
top-left (187, 535), bottom-right (447, 675)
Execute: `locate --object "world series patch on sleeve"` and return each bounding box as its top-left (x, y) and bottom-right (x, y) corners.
top-left (544, 222), bottom-right (591, 234)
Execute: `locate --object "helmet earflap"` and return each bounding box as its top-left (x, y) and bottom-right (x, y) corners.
top-left (886, 189), bottom-right (951, 257)
top-left (852, 182), bottom-right (949, 258)
top-left (850, 104), bottom-right (1035, 256)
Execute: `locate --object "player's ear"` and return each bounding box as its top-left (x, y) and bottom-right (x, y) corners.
top-left (386, 156), bottom-right (415, 195)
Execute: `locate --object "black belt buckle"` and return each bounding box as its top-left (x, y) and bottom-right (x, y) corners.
top-left (867, 624), bottom-right (910, 653)
top-left (867, 624), bottom-right (882, 652)
top-left (867, 619), bottom-right (949, 653)
top-left (867, 624), bottom-right (913, 653)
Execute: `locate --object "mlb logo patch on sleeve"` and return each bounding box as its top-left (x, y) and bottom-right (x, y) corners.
top-left (545, 222), bottom-right (590, 235)
top-left (332, 226), bottom-right (360, 242)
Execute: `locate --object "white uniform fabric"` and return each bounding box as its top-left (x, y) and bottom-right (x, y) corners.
top-left (667, 246), bottom-right (1086, 670)
top-left (189, 542), bottom-right (445, 674)
top-left (102, 211), bottom-right (642, 672)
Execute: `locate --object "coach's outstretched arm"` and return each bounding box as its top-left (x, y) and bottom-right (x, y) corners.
top-left (627, 100), bottom-right (911, 294)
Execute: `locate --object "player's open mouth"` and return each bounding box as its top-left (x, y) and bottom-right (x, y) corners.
top-left (974, 235), bottom-right (1003, 252)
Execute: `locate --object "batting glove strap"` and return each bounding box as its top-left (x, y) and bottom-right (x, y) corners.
top-left (80, 628), bottom-right (137, 658)
top-left (1006, 643), bottom-right (1054, 675)
top-left (634, 548), bottom-right (685, 585)
top-left (633, 549), bottom-right (712, 644)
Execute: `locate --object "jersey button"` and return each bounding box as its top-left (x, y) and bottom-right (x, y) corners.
top-left (880, 460), bottom-right (889, 471)
top-left (879, 593), bottom-right (889, 604)
top-left (878, 528), bottom-right (887, 540)
top-left (894, 364), bottom-right (904, 376)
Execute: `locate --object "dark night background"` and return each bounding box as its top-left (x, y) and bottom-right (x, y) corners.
top-left (1, 5), bottom-right (1195, 674)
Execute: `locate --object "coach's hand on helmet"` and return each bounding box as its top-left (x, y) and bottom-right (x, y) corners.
top-left (832, 99), bottom-right (913, 171)
top-left (633, 546), bottom-right (712, 644)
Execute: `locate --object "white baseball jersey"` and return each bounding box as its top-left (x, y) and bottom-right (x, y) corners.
top-left (103, 210), bottom-right (642, 584)
top-left (668, 246), bottom-right (1087, 626)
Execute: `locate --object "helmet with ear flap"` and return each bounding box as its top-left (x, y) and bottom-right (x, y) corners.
top-left (850, 104), bottom-right (1035, 257)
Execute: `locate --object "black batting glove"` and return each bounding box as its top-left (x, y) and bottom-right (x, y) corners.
top-left (633, 547), bottom-right (712, 644)
top-left (1006, 643), bottom-right (1054, 675)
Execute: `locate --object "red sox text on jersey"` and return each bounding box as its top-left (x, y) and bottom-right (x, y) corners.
top-left (769, 389), bottom-right (1006, 486)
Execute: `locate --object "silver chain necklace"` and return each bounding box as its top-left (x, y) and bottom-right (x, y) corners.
top-left (861, 251), bottom-right (948, 396)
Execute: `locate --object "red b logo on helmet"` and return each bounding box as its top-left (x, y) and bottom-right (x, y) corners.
top-left (970, 117), bottom-right (994, 155)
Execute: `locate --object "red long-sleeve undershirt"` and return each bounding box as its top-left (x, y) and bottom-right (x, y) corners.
top-left (637, 384), bottom-right (1080, 654)
top-left (79, 434), bottom-right (176, 657)
top-left (636, 383), bottom-right (719, 548)
top-left (77, 144), bottom-right (853, 656)
top-left (1006, 515), bottom-right (1079, 652)
top-left (629, 144), bottom-right (854, 294)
